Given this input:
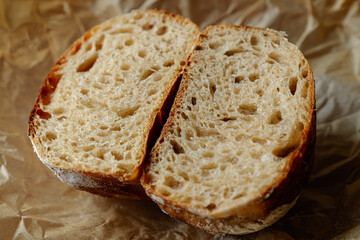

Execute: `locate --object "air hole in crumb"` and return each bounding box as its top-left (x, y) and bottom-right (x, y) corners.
top-left (76, 53), bottom-right (98, 72)
top-left (95, 35), bottom-right (104, 50)
top-left (235, 134), bottom-right (245, 141)
top-left (170, 140), bottom-right (184, 154)
top-left (202, 152), bottom-right (214, 158)
top-left (142, 22), bottom-right (154, 30)
top-left (70, 42), bottom-right (81, 55)
top-left (224, 47), bottom-right (245, 56)
top-left (95, 150), bottom-right (105, 160)
top-left (117, 105), bottom-right (140, 118)
top-left (289, 77), bottom-right (298, 95)
top-left (210, 83), bottom-right (216, 96)
top-left (271, 39), bottom-right (280, 47)
top-left (156, 26), bottom-right (167, 35)
top-left (181, 112), bottom-right (188, 120)
top-left (205, 203), bottom-right (216, 210)
top-left (301, 81), bottom-right (309, 98)
top-left (153, 75), bottom-right (162, 82)
top-left (268, 52), bottom-right (281, 63)
top-left (164, 176), bottom-right (182, 189)
top-left (302, 68), bottom-right (309, 78)
top-left (100, 125), bottom-right (108, 130)
top-left (180, 61), bottom-right (186, 66)
top-left (111, 151), bottom-right (123, 160)
top-left (163, 59), bottom-right (174, 67)
top-left (195, 45), bottom-right (203, 50)
top-left (148, 89), bottom-right (157, 96)
top-left (252, 138), bottom-right (266, 144)
top-left (80, 89), bottom-right (89, 95)
top-left (200, 163), bottom-right (217, 170)
top-left (273, 143), bottom-right (299, 158)
top-left (140, 69), bottom-right (156, 81)
top-left (93, 83), bottom-right (102, 89)
top-left (45, 132), bottom-right (57, 141)
top-left (166, 166), bottom-right (174, 173)
top-left (116, 45), bottom-right (123, 50)
top-left (266, 59), bottom-right (275, 65)
top-left (268, 111), bottom-right (282, 124)
top-left (115, 77), bottom-right (124, 82)
top-left (121, 64), bottom-right (130, 70)
top-left (89, 137), bottom-right (95, 141)
top-left (138, 50), bottom-right (147, 58)
top-left (250, 35), bottom-right (259, 45)
top-left (53, 108), bottom-right (64, 115)
top-left (235, 76), bottom-right (244, 83)
top-left (221, 116), bottom-right (237, 122)
top-left (125, 39), bottom-right (134, 46)
top-left (191, 97), bottom-right (197, 105)
top-left (249, 74), bottom-right (259, 82)
top-left (209, 41), bottom-right (221, 49)
top-left (238, 104), bottom-right (257, 115)
top-left (256, 89), bottom-right (264, 96)
top-left (178, 171), bottom-right (189, 181)
top-left (83, 145), bottom-right (95, 151)
top-left (110, 27), bottom-right (134, 34)
top-left (71, 142), bottom-right (77, 146)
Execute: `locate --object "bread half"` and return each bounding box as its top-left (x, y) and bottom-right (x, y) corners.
top-left (28, 10), bottom-right (199, 199)
top-left (141, 25), bottom-right (315, 234)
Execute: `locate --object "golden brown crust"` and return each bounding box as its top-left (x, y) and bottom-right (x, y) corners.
top-left (28, 10), bottom-right (199, 199)
top-left (141, 25), bottom-right (316, 234)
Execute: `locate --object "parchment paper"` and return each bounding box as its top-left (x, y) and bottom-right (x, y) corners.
top-left (1, 0), bottom-right (360, 239)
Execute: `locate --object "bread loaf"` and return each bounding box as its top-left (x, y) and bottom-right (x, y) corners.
top-left (28, 10), bottom-right (199, 199)
top-left (29, 10), bottom-right (315, 234)
top-left (141, 25), bottom-right (315, 234)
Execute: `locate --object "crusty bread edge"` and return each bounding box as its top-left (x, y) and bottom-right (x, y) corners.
top-left (141, 24), bottom-right (316, 233)
top-left (156, 195), bottom-right (299, 235)
top-left (30, 137), bottom-right (148, 199)
top-left (28, 10), bottom-right (199, 199)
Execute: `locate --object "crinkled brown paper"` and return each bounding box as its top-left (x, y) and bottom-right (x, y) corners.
top-left (1, 0), bottom-right (360, 239)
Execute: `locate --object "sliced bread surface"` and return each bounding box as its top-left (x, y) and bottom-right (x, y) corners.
top-left (28, 10), bottom-right (199, 198)
top-left (141, 25), bottom-right (315, 233)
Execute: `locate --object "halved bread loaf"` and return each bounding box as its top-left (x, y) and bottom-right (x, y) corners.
top-left (141, 25), bottom-right (315, 234)
top-left (28, 10), bottom-right (199, 199)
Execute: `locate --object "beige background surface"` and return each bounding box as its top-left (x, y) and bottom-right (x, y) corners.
top-left (0, 0), bottom-right (360, 239)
